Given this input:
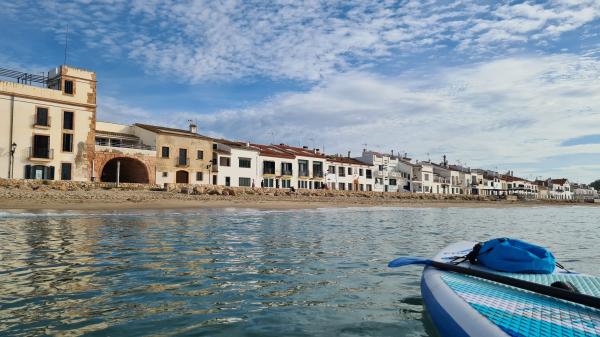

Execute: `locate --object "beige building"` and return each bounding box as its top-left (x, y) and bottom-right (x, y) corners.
top-left (1, 65), bottom-right (96, 181)
top-left (134, 123), bottom-right (214, 185)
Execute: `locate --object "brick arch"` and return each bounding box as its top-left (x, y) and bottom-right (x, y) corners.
top-left (94, 152), bottom-right (156, 184)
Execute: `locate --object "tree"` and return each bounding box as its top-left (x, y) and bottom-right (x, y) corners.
top-left (591, 179), bottom-right (600, 191)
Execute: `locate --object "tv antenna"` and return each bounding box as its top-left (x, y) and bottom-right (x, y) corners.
top-left (64, 24), bottom-right (69, 65)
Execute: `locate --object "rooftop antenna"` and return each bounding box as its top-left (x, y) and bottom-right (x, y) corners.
top-left (64, 24), bottom-right (69, 65)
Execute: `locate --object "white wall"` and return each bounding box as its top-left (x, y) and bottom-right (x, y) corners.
top-left (217, 147), bottom-right (260, 187)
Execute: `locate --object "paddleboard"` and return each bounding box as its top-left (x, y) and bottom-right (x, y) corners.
top-left (422, 241), bottom-right (600, 337)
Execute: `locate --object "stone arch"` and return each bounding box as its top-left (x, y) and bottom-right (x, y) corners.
top-left (100, 157), bottom-right (149, 184)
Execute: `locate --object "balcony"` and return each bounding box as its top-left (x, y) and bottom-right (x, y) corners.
top-left (313, 171), bottom-right (324, 178)
top-left (28, 147), bottom-right (53, 160)
top-left (434, 177), bottom-right (449, 184)
top-left (95, 139), bottom-right (155, 151)
top-left (176, 157), bottom-right (190, 167)
top-left (33, 115), bottom-right (51, 128)
top-left (281, 170), bottom-right (293, 176)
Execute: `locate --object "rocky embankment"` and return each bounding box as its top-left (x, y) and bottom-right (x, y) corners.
top-left (0, 179), bottom-right (586, 209)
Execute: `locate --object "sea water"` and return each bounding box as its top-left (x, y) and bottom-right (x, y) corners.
top-left (0, 206), bottom-right (599, 336)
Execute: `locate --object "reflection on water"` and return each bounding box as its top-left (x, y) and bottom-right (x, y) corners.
top-left (0, 206), bottom-right (599, 336)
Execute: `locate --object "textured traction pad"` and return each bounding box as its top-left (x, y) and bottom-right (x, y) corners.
top-left (442, 273), bottom-right (600, 337)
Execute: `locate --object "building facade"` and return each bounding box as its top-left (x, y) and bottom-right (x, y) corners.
top-left (1, 65), bottom-right (96, 181)
top-left (213, 140), bottom-right (260, 187)
top-left (134, 123), bottom-right (214, 185)
top-left (326, 156), bottom-right (374, 191)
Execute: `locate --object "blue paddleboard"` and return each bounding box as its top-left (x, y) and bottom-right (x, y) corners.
top-left (422, 241), bottom-right (600, 337)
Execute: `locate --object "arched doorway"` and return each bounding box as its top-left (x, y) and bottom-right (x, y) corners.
top-left (176, 170), bottom-right (189, 184)
top-left (100, 157), bottom-right (149, 183)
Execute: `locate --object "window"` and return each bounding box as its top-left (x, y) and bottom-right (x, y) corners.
top-left (298, 160), bottom-right (309, 177)
top-left (338, 167), bottom-right (345, 177)
top-left (366, 169), bottom-right (372, 179)
top-left (162, 172), bottom-right (168, 178)
top-left (33, 135), bottom-right (51, 159)
top-left (35, 107), bottom-right (49, 126)
top-left (64, 80), bottom-right (74, 94)
top-left (424, 173), bottom-right (430, 181)
top-left (359, 184), bottom-right (364, 191)
top-left (366, 184), bottom-right (372, 191)
top-left (263, 161), bottom-right (275, 174)
top-left (339, 182), bottom-right (346, 190)
top-left (263, 178), bottom-right (274, 188)
top-left (239, 157), bottom-right (251, 168)
top-left (239, 177), bottom-right (251, 187)
top-left (347, 167), bottom-right (352, 175)
top-left (178, 148), bottom-right (188, 166)
top-left (225, 177), bottom-right (231, 186)
top-left (281, 162), bottom-right (293, 175)
top-left (219, 156), bottom-right (231, 167)
top-left (282, 179), bottom-right (291, 188)
top-left (63, 111), bottom-right (74, 130)
top-left (313, 161), bottom-right (323, 177)
top-left (162, 147), bottom-right (170, 158)
top-left (298, 180), bottom-right (308, 189)
top-left (389, 179), bottom-right (397, 186)
top-left (60, 163), bottom-right (72, 180)
top-left (197, 150), bottom-right (204, 160)
top-left (328, 165), bottom-right (336, 174)
top-left (359, 169), bottom-right (364, 176)
top-left (196, 172), bottom-right (203, 181)
top-left (24, 165), bottom-right (54, 180)
top-left (62, 133), bottom-right (73, 152)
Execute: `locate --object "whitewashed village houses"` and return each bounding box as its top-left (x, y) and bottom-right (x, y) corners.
top-left (326, 155), bottom-right (374, 191)
top-left (213, 139), bottom-right (260, 188)
top-left (355, 150), bottom-right (413, 192)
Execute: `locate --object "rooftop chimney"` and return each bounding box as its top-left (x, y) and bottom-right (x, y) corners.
top-left (347, 150), bottom-right (351, 158)
top-left (189, 123), bottom-right (197, 134)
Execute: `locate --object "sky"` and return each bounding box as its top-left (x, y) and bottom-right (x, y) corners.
top-left (1, 0), bottom-right (600, 182)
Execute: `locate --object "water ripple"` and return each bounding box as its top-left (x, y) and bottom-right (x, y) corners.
top-left (0, 206), bottom-right (598, 336)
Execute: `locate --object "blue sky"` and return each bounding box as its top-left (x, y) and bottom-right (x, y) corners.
top-left (2, 0), bottom-right (600, 182)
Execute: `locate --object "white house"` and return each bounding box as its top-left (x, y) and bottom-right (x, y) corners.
top-left (213, 139), bottom-right (260, 188)
top-left (354, 150), bottom-right (412, 192)
top-left (253, 143), bottom-right (296, 189)
top-left (572, 183), bottom-right (598, 201)
top-left (326, 156), bottom-right (374, 191)
top-left (548, 178), bottom-right (572, 200)
top-left (268, 144), bottom-right (327, 190)
top-left (411, 162), bottom-right (435, 193)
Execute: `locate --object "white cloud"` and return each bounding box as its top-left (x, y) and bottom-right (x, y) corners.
top-left (6, 0), bottom-right (600, 82)
top-left (168, 54), bottom-right (600, 181)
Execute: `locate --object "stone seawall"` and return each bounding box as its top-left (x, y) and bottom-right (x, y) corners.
top-left (0, 179), bottom-right (585, 207)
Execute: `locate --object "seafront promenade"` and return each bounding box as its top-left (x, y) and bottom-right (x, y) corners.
top-left (0, 178), bottom-right (595, 211)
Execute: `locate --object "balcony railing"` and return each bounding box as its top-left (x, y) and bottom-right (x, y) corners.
top-left (176, 157), bottom-right (190, 167)
top-left (299, 170), bottom-right (309, 177)
top-left (263, 169), bottom-right (276, 175)
top-left (95, 139), bottom-right (156, 151)
top-left (313, 171), bottom-right (324, 178)
top-left (281, 170), bottom-right (293, 176)
top-left (28, 147), bottom-right (53, 160)
top-left (33, 115), bottom-right (51, 128)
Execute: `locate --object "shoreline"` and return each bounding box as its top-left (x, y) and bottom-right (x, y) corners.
top-left (0, 197), bottom-right (594, 212)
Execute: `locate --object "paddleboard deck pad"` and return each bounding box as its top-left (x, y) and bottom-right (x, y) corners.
top-left (422, 241), bottom-right (600, 337)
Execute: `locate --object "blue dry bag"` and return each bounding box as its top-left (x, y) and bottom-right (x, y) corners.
top-left (469, 238), bottom-right (555, 274)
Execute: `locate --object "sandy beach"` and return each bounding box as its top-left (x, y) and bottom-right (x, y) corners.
top-left (0, 181), bottom-right (594, 211)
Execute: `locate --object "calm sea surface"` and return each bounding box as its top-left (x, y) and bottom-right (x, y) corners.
top-left (1, 206), bottom-right (599, 336)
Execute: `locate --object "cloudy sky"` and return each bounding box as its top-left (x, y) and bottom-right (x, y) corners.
top-left (2, 0), bottom-right (600, 182)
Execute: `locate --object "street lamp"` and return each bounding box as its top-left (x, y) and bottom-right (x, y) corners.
top-left (9, 142), bottom-right (16, 179)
